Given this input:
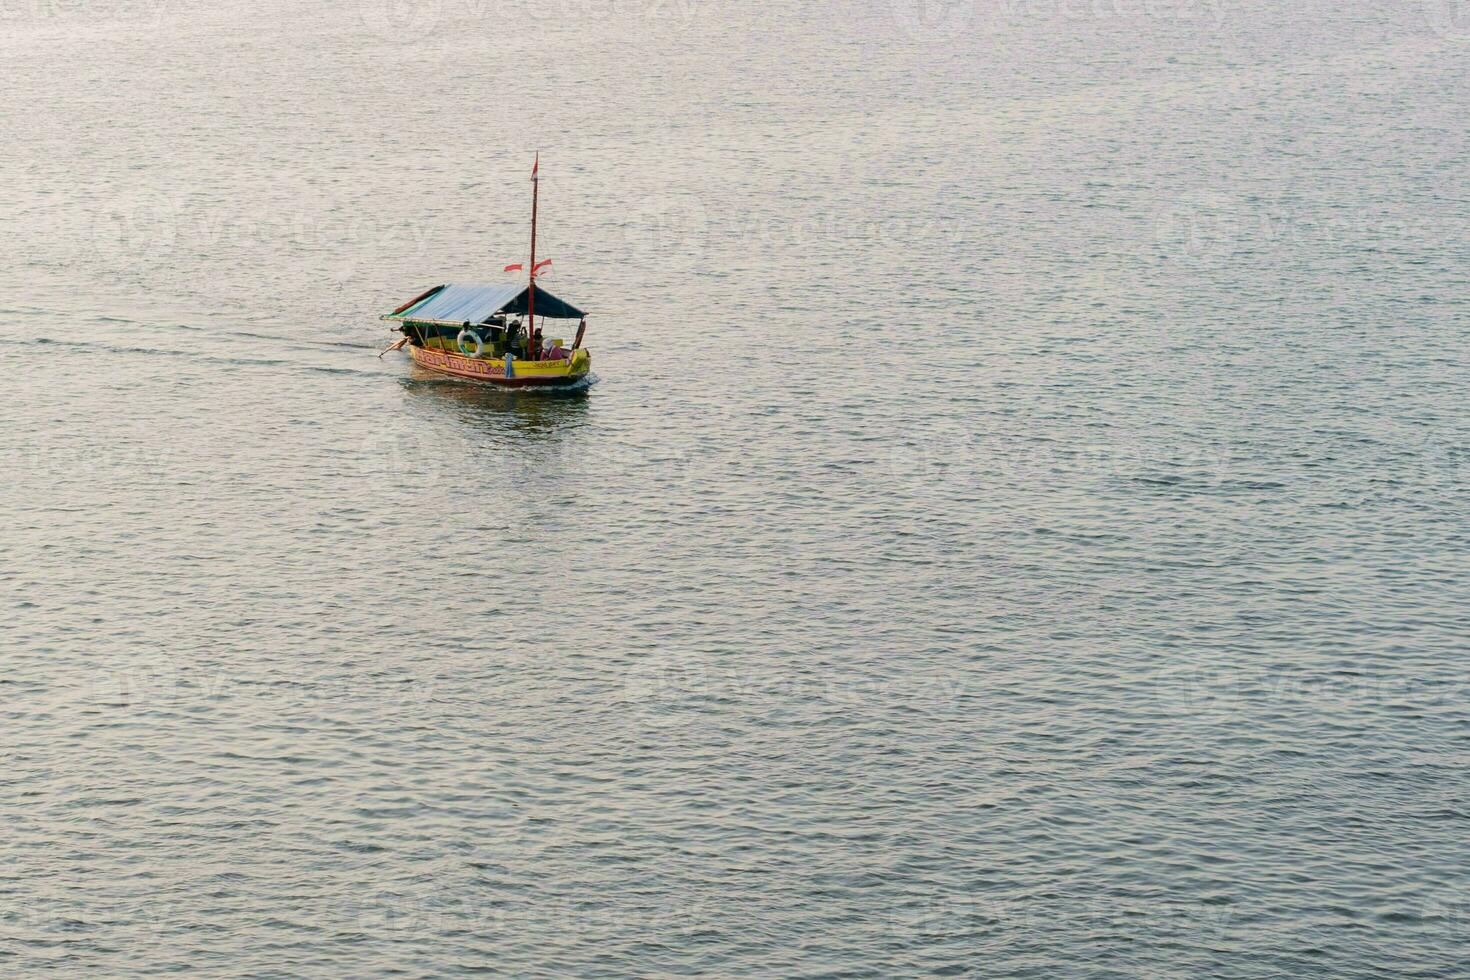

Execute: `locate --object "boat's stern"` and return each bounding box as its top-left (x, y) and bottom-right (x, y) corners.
top-left (567, 348), bottom-right (591, 377)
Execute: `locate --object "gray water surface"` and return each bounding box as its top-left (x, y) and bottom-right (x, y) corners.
top-left (3, 1), bottom-right (1469, 975)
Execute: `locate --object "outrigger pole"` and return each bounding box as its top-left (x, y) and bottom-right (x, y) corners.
top-left (527, 151), bottom-right (539, 358)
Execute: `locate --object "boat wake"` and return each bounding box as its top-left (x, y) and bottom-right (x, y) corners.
top-left (31, 336), bottom-right (381, 378)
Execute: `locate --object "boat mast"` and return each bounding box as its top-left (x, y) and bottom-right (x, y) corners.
top-left (527, 152), bottom-right (539, 356)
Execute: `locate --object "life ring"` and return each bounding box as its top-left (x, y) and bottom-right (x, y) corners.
top-left (456, 329), bottom-right (484, 358)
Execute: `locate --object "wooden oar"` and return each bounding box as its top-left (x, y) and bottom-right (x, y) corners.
top-left (378, 336), bottom-right (410, 358)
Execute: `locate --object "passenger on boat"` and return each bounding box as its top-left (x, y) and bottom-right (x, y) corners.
top-left (543, 338), bottom-right (568, 360)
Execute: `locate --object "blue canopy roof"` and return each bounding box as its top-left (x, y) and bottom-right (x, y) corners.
top-left (386, 282), bottom-right (585, 323)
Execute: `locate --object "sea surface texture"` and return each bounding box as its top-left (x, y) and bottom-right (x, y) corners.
top-left (2, 1), bottom-right (1468, 975)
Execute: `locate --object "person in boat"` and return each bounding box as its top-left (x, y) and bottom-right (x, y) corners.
top-left (543, 338), bottom-right (568, 360)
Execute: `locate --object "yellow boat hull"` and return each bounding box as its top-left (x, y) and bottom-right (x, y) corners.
top-left (408, 343), bottom-right (591, 388)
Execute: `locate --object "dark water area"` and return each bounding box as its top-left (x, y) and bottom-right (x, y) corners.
top-left (2, 1), bottom-right (1468, 975)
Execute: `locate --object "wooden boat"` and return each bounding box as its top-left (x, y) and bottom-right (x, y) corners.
top-left (383, 283), bottom-right (591, 388)
top-left (380, 155), bottom-right (592, 388)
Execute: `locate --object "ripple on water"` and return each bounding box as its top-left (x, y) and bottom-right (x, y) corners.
top-left (5, 2), bottom-right (1470, 976)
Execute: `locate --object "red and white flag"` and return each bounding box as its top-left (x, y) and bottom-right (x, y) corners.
top-left (503, 263), bottom-right (524, 272)
top-left (532, 259), bottom-right (552, 276)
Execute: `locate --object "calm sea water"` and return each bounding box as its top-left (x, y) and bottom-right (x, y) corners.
top-left (3, 1), bottom-right (1468, 975)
